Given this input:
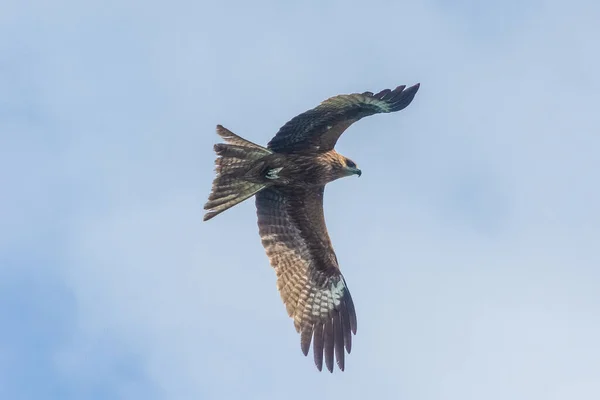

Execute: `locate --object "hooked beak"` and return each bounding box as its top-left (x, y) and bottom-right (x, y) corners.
top-left (345, 167), bottom-right (362, 177)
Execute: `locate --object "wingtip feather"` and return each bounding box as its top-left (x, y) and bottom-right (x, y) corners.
top-left (300, 329), bottom-right (312, 356)
top-left (313, 323), bottom-right (324, 371)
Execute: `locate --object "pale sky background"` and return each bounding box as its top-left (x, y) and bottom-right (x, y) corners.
top-left (2, 0), bottom-right (600, 399)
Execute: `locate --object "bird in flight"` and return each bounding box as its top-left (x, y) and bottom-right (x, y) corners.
top-left (204, 83), bottom-right (420, 372)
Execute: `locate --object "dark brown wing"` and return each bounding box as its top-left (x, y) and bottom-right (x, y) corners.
top-left (267, 83), bottom-right (420, 153)
top-left (255, 186), bottom-right (357, 372)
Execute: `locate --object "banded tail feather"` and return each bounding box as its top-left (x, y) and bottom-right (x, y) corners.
top-left (203, 125), bottom-right (272, 221)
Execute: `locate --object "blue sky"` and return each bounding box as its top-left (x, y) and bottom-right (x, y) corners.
top-left (2, 0), bottom-right (599, 399)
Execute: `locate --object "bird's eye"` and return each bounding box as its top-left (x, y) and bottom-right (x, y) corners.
top-left (346, 159), bottom-right (356, 168)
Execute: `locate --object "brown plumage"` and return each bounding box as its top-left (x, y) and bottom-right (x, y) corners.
top-left (204, 83), bottom-right (420, 372)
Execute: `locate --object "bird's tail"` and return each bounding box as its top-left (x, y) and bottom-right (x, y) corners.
top-left (203, 125), bottom-right (272, 221)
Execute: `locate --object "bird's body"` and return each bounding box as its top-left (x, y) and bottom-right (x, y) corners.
top-left (204, 83), bottom-right (420, 372)
top-left (242, 150), bottom-right (355, 188)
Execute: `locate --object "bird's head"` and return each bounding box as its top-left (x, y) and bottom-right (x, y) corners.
top-left (321, 150), bottom-right (362, 182)
top-left (340, 156), bottom-right (362, 178)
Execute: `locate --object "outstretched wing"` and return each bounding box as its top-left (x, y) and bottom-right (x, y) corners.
top-left (255, 187), bottom-right (357, 372)
top-left (267, 83), bottom-right (420, 153)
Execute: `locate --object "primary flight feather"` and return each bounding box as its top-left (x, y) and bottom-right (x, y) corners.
top-left (204, 83), bottom-right (420, 372)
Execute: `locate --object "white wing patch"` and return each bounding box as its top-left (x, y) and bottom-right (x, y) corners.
top-left (362, 95), bottom-right (391, 112)
top-left (308, 277), bottom-right (346, 317)
top-left (265, 167), bottom-right (283, 180)
top-left (330, 279), bottom-right (346, 307)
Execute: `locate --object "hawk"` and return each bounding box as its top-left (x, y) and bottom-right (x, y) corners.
top-left (204, 83), bottom-right (420, 372)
